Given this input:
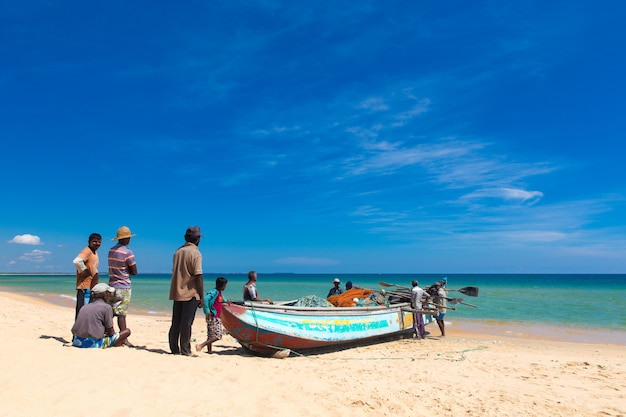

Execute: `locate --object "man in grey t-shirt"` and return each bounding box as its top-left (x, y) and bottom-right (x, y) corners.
top-left (71, 283), bottom-right (132, 348)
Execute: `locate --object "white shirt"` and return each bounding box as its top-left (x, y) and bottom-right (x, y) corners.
top-left (411, 286), bottom-right (427, 310)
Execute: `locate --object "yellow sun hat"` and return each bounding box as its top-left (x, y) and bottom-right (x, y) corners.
top-left (112, 226), bottom-right (136, 241)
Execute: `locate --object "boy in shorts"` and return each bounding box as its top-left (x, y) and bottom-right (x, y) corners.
top-left (196, 276), bottom-right (228, 353)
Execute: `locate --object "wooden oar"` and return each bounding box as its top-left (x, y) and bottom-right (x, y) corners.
top-left (426, 302), bottom-right (456, 311)
top-left (390, 292), bottom-right (456, 311)
top-left (378, 281), bottom-right (411, 291)
top-left (447, 287), bottom-right (479, 297)
top-left (379, 280), bottom-right (478, 297)
top-left (385, 290), bottom-right (411, 299)
top-left (386, 290), bottom-right (471, 310)
top-left (402, 308), bottom-right (438, 314)
top-left (445, 297), bottom-right (478, 308)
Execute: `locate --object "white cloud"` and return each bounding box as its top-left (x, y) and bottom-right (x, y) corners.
top-left (8, 234), bottom-right (42, 245)
top-left (274, 257), bottom-right (340, 266)
top-left (19, 249), bottom-right (51, 263)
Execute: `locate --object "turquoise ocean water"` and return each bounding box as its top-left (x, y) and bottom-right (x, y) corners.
top-left (1, 273), bottom-right (625, 343)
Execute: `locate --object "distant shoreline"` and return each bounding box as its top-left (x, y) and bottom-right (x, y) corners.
top-left (3, 272), bottom-right (626, 275)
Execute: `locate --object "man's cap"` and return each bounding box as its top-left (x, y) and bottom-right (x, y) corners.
top-left (333, 278), bottom-right (341, 283)
top-left (112, 226), bottom-right (136, 241)
top-left (185, 226), bottom-right (202, 239)
top-left (92, 283), bottom-right (115, 295)
top-left (433, 281), bottom-right (442, 287)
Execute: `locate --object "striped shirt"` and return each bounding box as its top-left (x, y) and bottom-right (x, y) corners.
top-left (108, 243), bottom-right (136, 289)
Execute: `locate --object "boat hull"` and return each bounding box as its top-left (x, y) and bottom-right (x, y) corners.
top-left (221, 301), bottom-right (432, 354)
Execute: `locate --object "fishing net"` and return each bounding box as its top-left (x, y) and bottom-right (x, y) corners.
top-left (326, 288), bottom-right (392, 307)
top-left (292, 291), bottom-right (391, 308)
top-left (293, 295), bottom-right (334, 307)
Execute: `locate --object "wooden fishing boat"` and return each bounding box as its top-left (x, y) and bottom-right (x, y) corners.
top-left (221, 300), bottom-right (433, 355)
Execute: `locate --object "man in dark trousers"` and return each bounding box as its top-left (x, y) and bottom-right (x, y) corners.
top-left (168, 226), bottom-right (204, 356)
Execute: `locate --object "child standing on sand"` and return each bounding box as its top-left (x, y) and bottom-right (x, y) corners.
top-left (196, 276), bottom-right (228, 353)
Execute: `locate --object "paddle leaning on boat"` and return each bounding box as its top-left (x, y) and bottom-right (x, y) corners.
top-left (220, 278), bottom-right (479, 356)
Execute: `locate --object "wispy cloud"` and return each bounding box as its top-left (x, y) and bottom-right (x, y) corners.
top-left (350, 196), bottom-right (623, 253)
top-left (462, 187), bottom-right (544, 204)
top-left (19, 249), bottom-right (51, 262)
top-left (342, 140), bottom-right (483, 178)
top-left (358, 97), bottom-right (389, 112)
top-left (391, 98), bottom-right (431, 127)
top-left (351, 206), bottom-right (409, 224)
top-left (253, 126), bottom-right (303, 136)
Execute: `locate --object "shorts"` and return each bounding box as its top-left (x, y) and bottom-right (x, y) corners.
top-left (72, 333), bottom-right (120, 349)
top-left (112, 288), bottom-right (131, 316)
top-left (206, 315), bottom-right (223, 340)
top-left (434, 313), bottom-right (446, 321)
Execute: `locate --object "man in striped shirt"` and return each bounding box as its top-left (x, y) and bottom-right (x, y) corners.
top-left (108, 226), bottom-right (137, 345)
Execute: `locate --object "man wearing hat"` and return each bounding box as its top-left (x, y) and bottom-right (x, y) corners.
top-left (71, 283), bottom-right (132, 348)
top-left (327, 278), bottom-right (343, 298)
top-left (168, 226), bottom-right (204, 356)
top-left (107, 226), bottom-right (137, 344)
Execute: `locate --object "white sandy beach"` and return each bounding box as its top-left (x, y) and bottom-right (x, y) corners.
top-left (0, 291), bottom-right (624, 417)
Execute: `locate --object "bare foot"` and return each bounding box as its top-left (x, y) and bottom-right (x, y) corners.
top-left (195, 344), bottom-right (201, 352)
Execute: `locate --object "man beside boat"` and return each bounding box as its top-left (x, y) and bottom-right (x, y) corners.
top-left (410, 280), bottom-right (430, 340)
top-left (430, 281), bottom-right (447, 336)
top-left (168, 226), bottom-right (204, 356)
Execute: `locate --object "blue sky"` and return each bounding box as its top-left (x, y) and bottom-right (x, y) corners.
top-left (1, 1), bottom-right (625, 274)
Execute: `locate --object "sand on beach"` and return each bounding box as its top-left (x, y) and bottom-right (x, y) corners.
top-left (0, 291), bottom-right (624, 417)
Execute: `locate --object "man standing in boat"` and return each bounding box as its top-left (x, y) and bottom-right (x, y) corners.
top-left (243, 271), bottom-right (273, 304)
top-left (327, 278), bottom-right (343, 298)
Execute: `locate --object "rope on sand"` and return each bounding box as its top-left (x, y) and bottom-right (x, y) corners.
top-left (279, 345), bottom-right (488, 361)
top-left (434, 345), bottom-right (487, 361)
